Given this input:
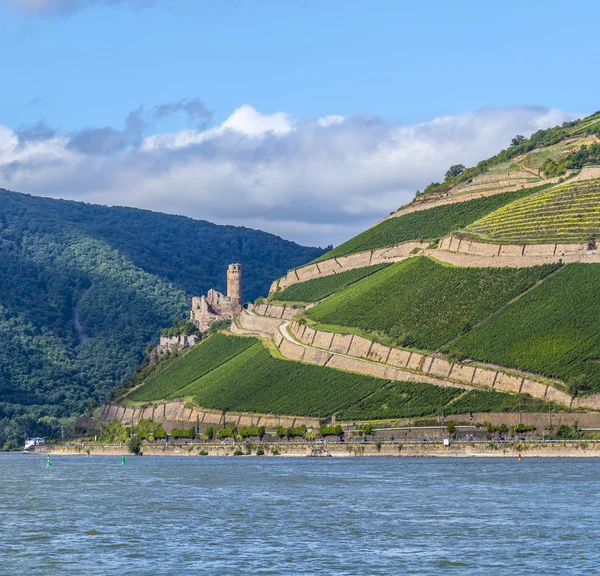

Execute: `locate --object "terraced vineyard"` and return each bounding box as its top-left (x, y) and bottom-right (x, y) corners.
top-left (445, 264), bottom-right (600, 392)
top-left (337, 381), bottom-right (463, 420)
top-left (465, 178), bottom-right (600, 243)
top-left (444, 390), bottom-right (561, 415)
top-left (271, 264), bottom-right (388, 303)
top-left (306, 257), bottom-right (558, 350)
top-left (313, 184), bottom-right (551, 262)
top-left (127, 334), bottom-right (255, 402)
top-left (189, 342), bottom-right (385, 416)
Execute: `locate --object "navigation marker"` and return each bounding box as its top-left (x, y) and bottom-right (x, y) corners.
top-left (46, 454), bottom-right (52, 467)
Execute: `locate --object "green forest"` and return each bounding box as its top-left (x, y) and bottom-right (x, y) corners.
top-left (0, 189), bottom-right (324, 448)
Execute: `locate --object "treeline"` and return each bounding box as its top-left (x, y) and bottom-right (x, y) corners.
top-left (0, 189), bottom-right (323, 448)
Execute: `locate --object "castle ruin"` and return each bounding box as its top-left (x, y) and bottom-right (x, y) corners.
top-left (190, 263), bottom-right (243, 331)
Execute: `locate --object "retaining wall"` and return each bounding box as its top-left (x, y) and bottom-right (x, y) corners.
top-left (287, 320), bottom-right (573, 407)
top-left (270, 241), bottom-right (429, 293)
top-left (99, 401), bottom-right (320, 429)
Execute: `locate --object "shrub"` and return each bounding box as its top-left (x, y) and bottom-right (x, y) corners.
top-left (171, 428), bottom-right (195, 439)
top-left (233, 449), bottom-right (244, 456)
top-left (319, 424), bottom-right (343, 437)
top-left (216, 426), bottom-right (237, 439)
top-left (127, 435), bottom-right (143, 455)
top-left (255, 447), bottom-right (265, 456)
top-left (198, 449), bottom-right (209, 456)
top-left (271, 448), bottom-right (280, 455)
top-left (555, 424), bottom-right (582, 440)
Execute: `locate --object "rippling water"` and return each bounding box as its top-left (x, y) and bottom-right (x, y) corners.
top-left (1, 454), bottom-right (598, 575)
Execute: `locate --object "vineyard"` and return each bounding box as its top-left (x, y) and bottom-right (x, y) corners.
top-left (465, 178), bottom-right (600, 243)
top-left (190, 342), bottom-right (386, 416)
top-left (271, 264), bottom-right (388, 303)
top-left (337, 381), bottom-right (463, 420)
top-left (444, 390), bottom-right (561, 415)
top-left (445, 264), bottom-right (600, 392)
top-left (306, 257), bottom-right (558, 350)
top-left (127, 334), bottom-right (256, 402)
top-left (313, 185), bottom-right (550, 262)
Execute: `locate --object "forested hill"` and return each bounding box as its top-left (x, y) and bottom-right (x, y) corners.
top-left (0, 188), bottom-right (325, 447)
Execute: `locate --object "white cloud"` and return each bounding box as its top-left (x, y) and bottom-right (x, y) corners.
top-left (0, 104), bottom-right (580, 247)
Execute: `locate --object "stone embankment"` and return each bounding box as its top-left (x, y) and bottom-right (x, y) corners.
top-left (37, 441), bottom-right (600, 458)
top-left (270, 241), bottom-right (429, 293)
top-left (98, 401), bottom-right (319, 430)
top-left (284, 320), bottom-right (572, 406)
top-left (269, 236), bottom-right (600, 295)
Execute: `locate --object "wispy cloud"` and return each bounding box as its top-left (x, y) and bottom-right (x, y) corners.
top-left (7, 0), bottom-right (157, 17)
top-left (0, 103), bottom-right (579, 247)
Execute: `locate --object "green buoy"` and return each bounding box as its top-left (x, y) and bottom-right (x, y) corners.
top-left (121, 455), bottom-right (125, 465)
top-left (46, 454), bottom-right (52, 467)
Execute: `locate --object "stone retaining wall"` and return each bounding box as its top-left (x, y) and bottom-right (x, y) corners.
top-left (99, 401), bottom-right (319, 429)
top-left (237, 310), bottom-right (283, 335)
top-left (287, 320), bottom-right (574, 407)
top-left (270, 241), bottom-right (429, 293)
top-left (254, 302), bottom-right (306, 319)
top-left (438, 234), bottom-right (590, 259)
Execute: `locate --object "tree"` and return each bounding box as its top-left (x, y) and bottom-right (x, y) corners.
top-left (445, 164), bottom-right (465, 180)
top-left (511, 135), bottom-right (526, 147)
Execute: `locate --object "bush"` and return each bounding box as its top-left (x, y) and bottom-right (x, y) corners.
top-left (128, 435), bottom-right (143, 455)
top-left (198, 449), bottom-right (209, 456)
top-left (319, 424), bottom-right (343, 437)
top-left (240, 426), bottom-right (266, 439)
top-left (271, 448), bottom-right (280, 455)
top-left (216, 426), bottom-right (237, 439)
top-left (204, 426), bottom-right (214, 440)
top-left (233, 449), bottom-right (244, 456)
top-left (555, 424), bottom-right (582, 440)
top-left (511, 424), bottom-right (536, 434)
top-left (256, 447), bottom-right (265, 456)
top-left (171, 427), bottom-right (195, 439)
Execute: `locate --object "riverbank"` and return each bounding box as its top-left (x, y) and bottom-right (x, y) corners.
top-left (32, 441), bottom-right (600, 458)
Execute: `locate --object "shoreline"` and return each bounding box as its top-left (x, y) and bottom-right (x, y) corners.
top-left (30, 441), bottom-right (600, 458)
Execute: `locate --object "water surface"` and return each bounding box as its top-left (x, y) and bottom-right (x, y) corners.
top-left (0, 454), bottom-right (597, 574)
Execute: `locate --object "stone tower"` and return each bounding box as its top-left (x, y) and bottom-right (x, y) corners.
top-left (227, 263), bottom-right (242, 306)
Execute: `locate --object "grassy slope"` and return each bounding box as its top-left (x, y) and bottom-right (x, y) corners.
top-left (313, 185), bottom-right (550, 262)
top-left (271, 264), bottom-right (388, 303)
top-left (123, 333), bottom-right (560, 419)
top-left (445, 390), bottom-right (563, 415)
top-left (337, 381), bottom-right (462, 420)
top-left (445, 264), bottom-right (600, 391)
top-left (306, 257), bottom-right (557, 350)
top-left (127, 334), bottom-right (256, 402)
top-left (189, 342), bottom-right (385, 416)
top-left (466, 178), bottom-right (600, 243)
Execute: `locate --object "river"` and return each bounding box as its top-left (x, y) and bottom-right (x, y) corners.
top-left (1, 454), bottom-right (597, 574)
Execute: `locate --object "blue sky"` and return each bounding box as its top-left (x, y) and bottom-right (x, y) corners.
top-left (1, 0), bottom-right (598, 246)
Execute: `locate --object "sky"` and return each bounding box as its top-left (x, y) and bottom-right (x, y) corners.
top-left (1, 0), bottom-right (599, 247)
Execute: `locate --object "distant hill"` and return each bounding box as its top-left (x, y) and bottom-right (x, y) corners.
top-left (0, 189), bottom-right (325, 447)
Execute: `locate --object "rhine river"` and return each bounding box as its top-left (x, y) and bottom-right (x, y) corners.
top-left (1, 454), bottom-right (598, 574)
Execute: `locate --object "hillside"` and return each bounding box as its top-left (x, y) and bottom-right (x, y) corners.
top-left (0, 189), bottom-right (324, 448)
top-left (124, 333), bottom-right (551, 419)
top-left (102, 110), bottom-right (600, 437)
